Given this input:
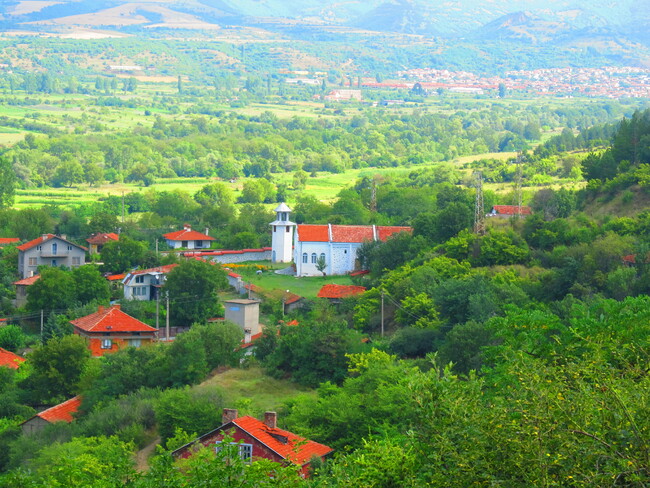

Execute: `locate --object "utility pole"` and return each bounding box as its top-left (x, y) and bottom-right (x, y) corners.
top-left (121, 191), bottom-right (125, 224)
top-left (513, 153), bottom-right (523, 220)
top-left (155, 289), bottom-right (160, 331)
top-left (40, 310), bottom-right (44, 340)
top-left (380, 289), bottom-right (385, 337)
top-left (370, 179), bottom-right (377, 213)
top-left (155, 239), bottom-right (159, 255)
top-left (165, 293), bottom-right (170, 342)
top-left (474, 171), bottom-right (486, 235)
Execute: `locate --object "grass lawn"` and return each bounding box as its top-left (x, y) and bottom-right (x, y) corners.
top-left (236, 264), bottom-right (354, 299)
top-left (197, 366), bottom-right (314, 416)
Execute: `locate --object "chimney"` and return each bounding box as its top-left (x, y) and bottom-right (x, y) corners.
top-left (98, 305), bottom-right (105, 314)
top-left (42, 234), bottom-right (49, 240)
top-left (264, 411), bottom-right (277, 429)
top-left (183, 223), bottom-right (191, 231)
top-left (60, 234), bottom-right (67, 241)
top-left (204, 227), bottom-right (209, 236)
top-left (113, 304), bottom-right (121, 310)
top-left (222, 408), bottom-right (238, 425)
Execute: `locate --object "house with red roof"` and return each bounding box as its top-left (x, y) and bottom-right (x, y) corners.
top-left (317, 284), bottom-right (367, 303)
top-left (12, 274), bottom-right (40, 308)
top-left (17, 234), bottom-right (87, 279)
top-left (294, 224), bottom-right (411, 277)
top-left (0, 237), bottom-right (19, 246)
top-left (86, 232), bottom-right (119, 255)
top-left (163, 224), bottom-right (215, 250)
top-left (489, 205), bottom-right (532, 218)
top-left (122, 264), bottom-right (178, 301)
top-left (71, 304), bottom-right (157, 356)
top-left (172, 408), bottom-right (333, 478)
top-left (0, 347), bottom-right (25, 370)
top-left (21, 396), bottom-right (82, 435)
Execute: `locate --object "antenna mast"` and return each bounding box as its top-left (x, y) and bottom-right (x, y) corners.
top-left (474, 171), bottom-right (485, 235)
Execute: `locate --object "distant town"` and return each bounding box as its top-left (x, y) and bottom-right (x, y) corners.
top-left (376, 66), bottom-right (650, 98)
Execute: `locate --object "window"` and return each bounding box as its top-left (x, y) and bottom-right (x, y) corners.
top-left (320, 253), bottom-right (326, 263)
top-left (196, 240), bottom-right (203, 247)
top-left (286, 226), bottom-right (290, 233)
top-left (51, 259), bottom-right (57, 266)
top-left (302, 253), bottom-right (308, 263)
top-left (215, 442), bottom-right (253, 463)
top-left (101, 339), bottom-right (112, 349)
top-left (67, 245), bottom-right (72, 251)
top-left (36, 245), bottom-right (42, 251)
top-left (28, 257), bottom-right (37, 266)
top-left (129, 339), bottom-right (142, 348)
top-left (181, 241), bottom-right (188, 247)
top-left (273, 226), bottom-right (277, 232)
top-left (135, 275), bottom-right (145, 284)
top-left (72, 256), bottom-right (81, 266)
top-left (51, 243), bottom-right (57, 255)
top-left (311, 253), bottom-right (317, 263)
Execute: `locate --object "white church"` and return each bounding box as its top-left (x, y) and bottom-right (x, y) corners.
top-left (270, 203), bottom-right (412, 277)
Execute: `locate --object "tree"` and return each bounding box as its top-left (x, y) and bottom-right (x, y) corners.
top-left (21, 334), bottom-right (90, 402)
top-left (0, 157), bottom-right (16, 209)
top-left (71, 265), bottom-right (110, 305)
top-left (164, 260), bottom-right (228, 327)
top-left (100, 236), bottom-right (147, 273)
top-left (315, 254), bottom-right (327, 276)
top-left (26, 267), bottom-right (76, 312)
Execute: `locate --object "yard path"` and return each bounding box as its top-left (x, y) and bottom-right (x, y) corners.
top-left (135, 436), bottom-right (161, 472)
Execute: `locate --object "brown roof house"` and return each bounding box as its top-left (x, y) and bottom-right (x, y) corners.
top-left (86, 232), bottom-right (119, 255)
top-left (172, 409), bottom-right (333, 478)
top-left (21, 396), bottom-right (82, 435)
top-left (71, 304), bottom-right (157, 357)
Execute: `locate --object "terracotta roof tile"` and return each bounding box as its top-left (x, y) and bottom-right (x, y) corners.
top-left (36, 396), bottom-right (81, 423)
top-left (0, 238), bottom-right (19, 245)
top-left (17, 234), bottom-right (88, 252)
top-left (0, 347), bottom-right (25, 369)
top-left (106, 273), bottom-right (126, 281)
top-left (284, 293), bottom-right (303, 305)
top-left (86, 233), bottom-right (119, 245)
top-left (376, 226), bottom-right (412, 241)
top-left (317, 284), bottom-right (367, 298)
top-left (296, 225), bottom-right (329, 242)
top-left (491, 205), bottom-right (532, 215)
top-left (163, 227), bottom-right (215, 242)
top-left (330, 225), bottom-right (374, 243)
top-left (13, 275), bottom-right (41, 286)
top-left (71, 305), bottom-right (157, 333)
top-left (233, 416), bottom-right (333, 466)
top-left (240, 332), bottom-right (263, 349)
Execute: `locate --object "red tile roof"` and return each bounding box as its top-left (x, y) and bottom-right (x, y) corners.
top-left (317, 284), bottom-right (367, 299)
top-left (17, 234), bottom-right (87, 252)
top-left (349, 269), bottom-right (370, 277)
top-left (492, 205), bottom-right (532, 216)
top-left (13, 275), bottom-right (41, 286)
top-left (106, 273), bottom-right (126, 281)
top-left (71, 305), bottom-right (157, 333)
top-left (296, 225), bottom-right (329, 242)
top-left (0, 347), bottom-right (25, 369)
top-left (240, 332), bottom-right (263, 349)
top-left (36, 396), bottom-right (81, 423)
top-left (183, 247), bottom-right (271, 258)
top-left (376, 226), bottom-right (412, 241)
top-left (163, 226), bottom-right (215, 242)
top-left (127, 264), bottom-right (178, 280)
top-left (86, 233), bottom-right (119, 245)
top-left (296, 225), bottom-right (412, 243)
top-left (284, 292), bottom-right (303, 305)
top-left (233, 416), bottom-right (333, 466)
top-left (0, 238), bottom-right (19, 245)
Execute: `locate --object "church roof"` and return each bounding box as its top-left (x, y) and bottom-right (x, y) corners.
top-left (296, 225), bottom-right (411, 244)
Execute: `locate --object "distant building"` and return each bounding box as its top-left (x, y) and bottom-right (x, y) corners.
top-left (489, 205), bottom-right (532, 218)
top-left (294, 224), bottom-right (411, 277)
top-left (122, 264), bottom-right (178, 301)
top-left (0, 347), bottom-right (25, 370)
top-left (12, 274), bottom-right (40, 308)
top-left (324, 89), bottom-right (362, 101)
top-left (71, 304), bottom-right (157, 357)
top-left (17, 234), bottom-right (87, 279)
top-left (86, 232), bottom-right (119, 255)
top-left (21, 396), bottom-right (81, 435)
top-left (172, 409), bottom-right (333, 478)
top-left (224, 299), bottom-right (261, 343)
top-left (163, 225), bottom-right (215, 250)
top-left (317, 284), bottom-right (366, 304)
top-left (0, 238), bottom-right (19, 246)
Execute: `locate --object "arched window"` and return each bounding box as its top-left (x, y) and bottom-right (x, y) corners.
top-left (302, 253), bottom-right (308, 263)
top-left (311, 253), bottom-right (317, 264)
top-left (320, 253), bottom-right (326, 263)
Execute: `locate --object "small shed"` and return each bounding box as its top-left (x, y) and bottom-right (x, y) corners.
top-left (21, 396), bottom-right (81, 435)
